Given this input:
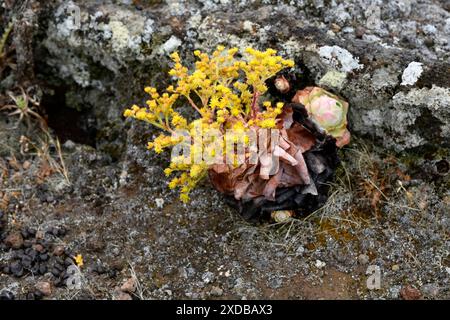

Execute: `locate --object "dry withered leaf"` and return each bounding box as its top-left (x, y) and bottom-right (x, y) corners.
top-left (209, 103), bottom-right (341, 220)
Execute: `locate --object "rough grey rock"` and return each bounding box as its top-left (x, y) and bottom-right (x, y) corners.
top-left (34, 0), bottom-right (449, 155)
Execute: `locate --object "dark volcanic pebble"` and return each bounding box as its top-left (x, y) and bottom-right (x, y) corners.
top-left (93, 264), bottom-right (107, 274)
top-left (27, 228), bottom-right (37, 237)
top-left (64, 257), bottom-right (74, 266)
top-left (47, 226), bottom-right (67, 237)
top-left (2, 222), bottom-right (70, 283)
top-left (10, 261), bottom-right (24, 277)
top-left (51, 268), bottom-right (61, 277)
top-left (31, 264), bottom-right (39, 274)
top-left (55, 262), bottom-right (65, 272)
top-left (0, 290), bottom-right (15, 300)
top-left (21, 229), bottom-right (30, 239)
top-left (54, 278), bottom-right (65, 287)
top-left (0, 211), bottom-right (6, 232)
top-left (55, 257), bottom-right (64, 265)
top-left (57, 227), bottom-right (67, 237)
top-left (34, 290), bottom-right (43, 300)
top-left (28, 249), bottom-right (39, 261)
top-left (39, 253), bottom-right (49, 261)
top-left (39, 264), bottom-right (47, 275)
top-left (23, 240), bottom-right (33, 248)
top-left (21, 256), bottom-right (32, 269)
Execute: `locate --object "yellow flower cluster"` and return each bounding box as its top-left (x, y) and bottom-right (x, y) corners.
top-left (255, 101), bottom-right (284, 128)
top-left (241, 48), bottom-right (294, 94)
top-left (123, 46), bottom-right (295, 202)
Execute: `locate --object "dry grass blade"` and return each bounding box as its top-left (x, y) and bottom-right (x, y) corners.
top-left (20, 130), bottom-right (71, 186)
top-left (128, 262), bottom-right (146, 300)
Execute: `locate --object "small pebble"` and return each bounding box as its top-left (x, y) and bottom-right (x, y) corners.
top-left (64, 257), bottom-right (74, 267)
top-left (22, 160), bottom-right (31, 170)
top-left (210, 286), bottom-right (223, 297)
top-left (0, 290), bottom-right (15, 300)
top-left (358, 254), bottom-right (369, 265)
top-left (53, 245), bottom-right (65, 256)
top-left (33, 244), bottom-right (44, 252)
top-left (39, 253), bottom-right (49, 261)
top-left (54, 263), bottom-right (65, 272)
top-left (120, 277), bottom-right (137, 293)
top-left (36, 230), bottom-right (45, 239)
top-left (355, 26), bottom-right (365, 39)
top-left (114, 291), bottom-right (132, 300)
top-left (400, 286), bottom-right (421, 300)
top-left (2, 265), bottom-right (11, 274)
top-left (10, 261), bottom-right (24, 277)
top-left (26, 292), bottom-right (35, 300)
top-left (27, 228), bottom-right (36, 237)
top-left (315, 260), bottom-right (326, 269)
top-left (34, 290), bottom-right (43, 299)
top-left (23, 240), bottom-right (33, 248)
top-left (21, 229), bottom-right (29, 239)
top-left (51, 268), bottom-right (60, 277)
top-left (35, 281), bottom-right (52, 297)
top-left (5, 232), bottom-right (24, 249)
top-left (39, 264), bottom-right (47, 275)
top-left (421, 284), bottom-right (439, 298)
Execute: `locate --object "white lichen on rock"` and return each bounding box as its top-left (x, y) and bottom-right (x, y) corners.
top-left (44, 2), bottom-right (157, 87)
top-left (393, 86), bottom-right (450, 140)
top-left (371, 67), bottom-right (399, 91)
top-left (160, 36), bottom-right (182, 55)
top-left (318, 45), bottom-right (363, 73)
top-left (401, 62), bottom-right (424, 86)
top-left (109, 21), bottom-right (131, 53)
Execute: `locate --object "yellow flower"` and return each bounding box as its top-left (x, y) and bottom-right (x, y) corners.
top-left (168, 178), bottom-right (178, 189)
top-left (135, 110), bottom-right (147, 120)
top-left (126, 47), bottom-right (296, 202)
top-left (180, 193), bottom-right (190, 203)
top-left (258, 118), bottom-right (277, 128)
top-left (123, 109), bottom-right (133, 117)
top-left (209, 97), bottom-right (220, 108)
top-left (172, 112), bottom-right (187, 128)
top-left (190, 164), bottom-right (204, 178)
top-left (74, 254), bottom-right (84, 267)
top-left (231, 108), bottom-right (240, 117)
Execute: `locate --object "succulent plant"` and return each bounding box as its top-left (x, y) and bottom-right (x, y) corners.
top-left (292, 87), bottom-right (350, 147)
top-left (124, 46), bottom-right (350, 221)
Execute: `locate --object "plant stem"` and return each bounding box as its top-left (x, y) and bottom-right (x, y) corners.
top-left (185, 95), bottom-right (203, 115)
top-left (0, 20), bottom-right (13, 58)
top-left (250, 90), bottom-right (260, 119)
